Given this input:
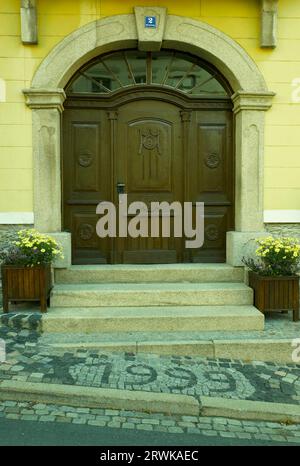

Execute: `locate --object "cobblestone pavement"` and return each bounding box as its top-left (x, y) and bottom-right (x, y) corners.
top-left (1, 324), bottom-right (300, 404)
top-left (0, 310), bottom-right (42, 332)
top-left (1, 321), bottom-right (300, 444)
top-left (0, 400), bottom-right (300, 444)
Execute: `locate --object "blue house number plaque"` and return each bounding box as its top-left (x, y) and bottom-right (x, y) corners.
top-left (145, 16), bottom-right (156, 28)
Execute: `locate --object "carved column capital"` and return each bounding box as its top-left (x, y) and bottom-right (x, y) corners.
top-left (180, 110), bottom-right (192, 123)
top-left (232, 91), bottom-right (275, 114)
top-left (107, 111), bottom-right (118, 121)
top-left (23, 88), bottom-right (66, 113)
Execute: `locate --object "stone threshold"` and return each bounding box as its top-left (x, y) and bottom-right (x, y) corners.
top-left (44, 337), bottom-right (296, 364)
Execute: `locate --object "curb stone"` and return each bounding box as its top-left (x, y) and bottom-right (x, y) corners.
top-left (0, 380), bottom-right (199, 416)
top-left (200, 396), bottom-right (300, 423)
top-left (1, 380), bottom-right (300, 423)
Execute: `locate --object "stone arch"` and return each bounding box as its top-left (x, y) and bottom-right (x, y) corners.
top-left (23, 13), bottom-right (275, 267)
top-left (31, 14), bottom-right (267, 93)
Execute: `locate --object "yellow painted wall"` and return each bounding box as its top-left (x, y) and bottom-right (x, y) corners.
top-left (0, 0), bottom-right (300, 215)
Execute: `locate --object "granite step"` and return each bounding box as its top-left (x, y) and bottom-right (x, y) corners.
top-left (50, 282), bottom-right (253, 308)
top-left (54, 264), bottom-right (244, 284)
top-left (43, 305), bottom-right (264, 333)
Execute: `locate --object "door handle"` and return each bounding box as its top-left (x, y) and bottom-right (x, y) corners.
top-left (116, 182), bottom-right (125, 194)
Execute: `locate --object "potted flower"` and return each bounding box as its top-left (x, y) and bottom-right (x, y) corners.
top-left (243, 236), bottom-right (300, 322)
top-left (1, 229), bottom-right (63, 313)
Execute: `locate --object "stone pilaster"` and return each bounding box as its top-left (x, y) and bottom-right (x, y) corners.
top-left (23, 89), bottom-right (66, 233)
top-left (23, 88), bottom-right (71, 267)
top-left (227, 91), bottom-right (275, 266)
top-left (232, 91), bottom-right (275, 233)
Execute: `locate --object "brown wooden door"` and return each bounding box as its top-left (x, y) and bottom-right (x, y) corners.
top-left (62, 108), bottom-right (112, 264)
top-left (63, 97), bottom-right (234, 264)
top-left (114, 100), bottom-right (183, 263)
top-left (187, 109), bottom-right (234, 262)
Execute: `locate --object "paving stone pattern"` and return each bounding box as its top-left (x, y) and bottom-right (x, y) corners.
top-left (0, 400), bottom-right (300, 444)
top-left (1, 325), bottom-right (300, 405)
top-left (0, 312), bottom-right (42, 332)
top-left (1, 322), bottom-right (300, 444)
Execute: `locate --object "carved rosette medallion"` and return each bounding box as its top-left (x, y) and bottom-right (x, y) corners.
top-left (205, 224), bottom-right (219, 241)
top-left (78, 223), bottom-right (94, 241)
top-left (205, 153), bottom-right (220, 169)
top-left (139, 129), bottom-right (161, 154)
top-left (78, 153), bottom-right (93, 168)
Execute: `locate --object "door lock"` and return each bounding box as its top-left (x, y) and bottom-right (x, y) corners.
top-left (116, 182), bottom-right (125, 194)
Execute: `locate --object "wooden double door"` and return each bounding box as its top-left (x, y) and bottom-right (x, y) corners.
top-left (63, 96), bottom-right (234, 264)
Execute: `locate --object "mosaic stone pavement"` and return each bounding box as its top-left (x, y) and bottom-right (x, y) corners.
top-left (1, 324), bottom-right (300, 404)
top-left (1, 320), bottom-right (300, 444)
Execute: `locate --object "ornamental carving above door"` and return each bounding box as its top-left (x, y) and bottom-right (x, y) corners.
top-left (139, 128), bottom-right (161, 154)
top-left (131, 122), bottom-right (169, 189)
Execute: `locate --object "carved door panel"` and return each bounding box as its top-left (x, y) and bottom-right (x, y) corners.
top-left (115, 100), bottom-right (183, 263)
top-left (187, 109), bottom-right (234, 262)
top-left (63, 101), bottom-right (233, 264)
top-left (63, 109), bottom-right (112, 264)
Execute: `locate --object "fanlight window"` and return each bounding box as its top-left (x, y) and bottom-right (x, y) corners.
top-left (66, 50), bottom-right (230, 97)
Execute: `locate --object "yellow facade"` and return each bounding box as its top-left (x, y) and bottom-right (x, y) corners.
top-left (0, 0), bottom-right (300, 217)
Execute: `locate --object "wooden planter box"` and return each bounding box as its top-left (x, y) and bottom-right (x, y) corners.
top-left (248, 271), bottom-right (299, 322)
top-left (1, 264), bottom-right (52, 313)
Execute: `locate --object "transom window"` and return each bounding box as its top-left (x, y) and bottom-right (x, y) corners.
top-left (66, 50), bottom-right (231, 97)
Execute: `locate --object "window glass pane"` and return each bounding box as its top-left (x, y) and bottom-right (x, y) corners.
top-left (102, 53), bottom-right (134, 87)
top-left (84, 61), bottom-right (116, 91)
top-left (151, 51), bottom-right (173, 84)
top-left (177, 65), bottom-right (210, 93)
top-left (68, 74), bottom-right (107, 94)
top-left (126, 51), bottom-right (147, 84)
top-left (165, 55), bottom-right (195, 88)
top-left (189, 77), bottom-right (227, 95)
top-left (66, 50), bottom-right (230, 97)
top-left (68, 75), bottom-right (90, 93)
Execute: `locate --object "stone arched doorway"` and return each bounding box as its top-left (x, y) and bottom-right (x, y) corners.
top-left (23, 10), bottom-right (274, 267)
top-left (63, 48), bottom-right (234, 264)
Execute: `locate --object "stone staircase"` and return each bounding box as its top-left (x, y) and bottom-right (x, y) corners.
top-left (43, 264), bottom-right (264, 333)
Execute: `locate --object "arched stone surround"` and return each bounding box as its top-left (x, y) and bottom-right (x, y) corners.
top-left (23, 11), bottom-right (275, 267)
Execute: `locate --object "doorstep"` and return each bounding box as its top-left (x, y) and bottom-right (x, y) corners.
top-left (39, 333), bottom-right (298, 364)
